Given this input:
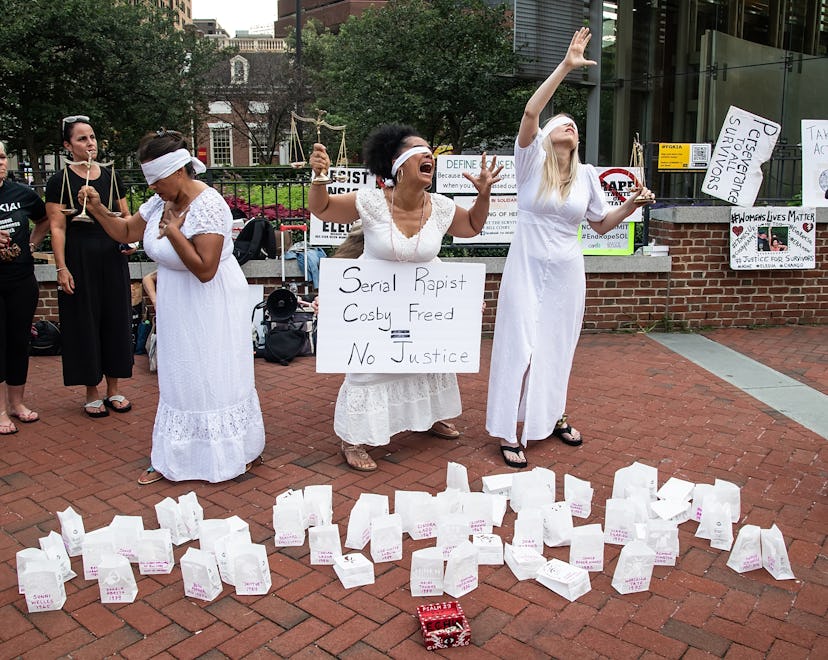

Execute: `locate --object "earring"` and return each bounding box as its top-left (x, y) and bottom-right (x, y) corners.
top-left (397, 169), bottom-right (404, 184)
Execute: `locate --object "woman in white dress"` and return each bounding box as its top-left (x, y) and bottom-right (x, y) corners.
top-left (81, 130), bottom-right (265, 483)
top-left (486, 28), bottom-right (655, 469)
top-left (309, 124), bottom-right (502, 471)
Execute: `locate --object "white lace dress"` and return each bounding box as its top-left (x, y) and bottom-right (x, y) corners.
top-left (334, 188), bottom-right (462, 446)
top-left (140, 188), bottom-right (265, 482)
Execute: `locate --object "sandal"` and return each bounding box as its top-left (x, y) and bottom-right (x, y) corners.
top-left (10, 409), bottom-right (39, 423)
top-left (137, 466), bottom-right (164, 485)
top-left (84, 400), bottom-right (109, 418)
top-left (430, 420), bottom-right (461, 439)
top-left (341, 442), bottom-right (377, 472)
top-left (245, 455), bottom-right (264, 473)
top-left (499, 444), bottom-right (528, 469)
top-left (104, 395), bottom-right (132, 413)
top-left (551, 414), bottom-right (583, 446)
top-left (0, 414), bottom-right (19, 436)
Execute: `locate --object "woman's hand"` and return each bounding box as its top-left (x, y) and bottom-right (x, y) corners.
top-left (462, 153), bottom-right (504, 195)
top-left (629, 185), bottom-right (656, 205)
top-left (78, 184), bottom-right (102, 211)
top-left (563, 27), bottom-right (597, 70)
top-left (158, 203), bottom-right (187, 238)
top-left (57, 267), bottom-right (75, 295)
top-left (0, 230), bottom-right (10, 249)
top-left (309, 143), bottom-right (330, 178)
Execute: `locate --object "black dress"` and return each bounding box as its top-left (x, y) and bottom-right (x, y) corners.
top-left (44, 166), bottom-right (133, 386)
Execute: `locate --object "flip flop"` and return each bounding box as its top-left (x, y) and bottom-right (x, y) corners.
top-left (430, 420), bottom-right (461, 439)
top-left (10, 410), bottom-right (39, 423)
top-left (84, 400), bottom-right (109, 418)
top-left (137, 467), bottom-right (164, 485)
top-left (551, 414), bottom-right (583, 446)
top-left (0, 419), bottom-right (19, 435)
top-left (104, 395), bottom-right (132, 413)
top-left (499, 444), bottom-right (528, 469)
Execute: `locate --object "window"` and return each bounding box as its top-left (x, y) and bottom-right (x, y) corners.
top-left (230, 56), bottom-right (249, 84)
top-left (248, 124), bottom-right (271, 165)
top-left (209, 125), bottom-right (232, 166)
top-left (209, 101), bottom-right (232, 115)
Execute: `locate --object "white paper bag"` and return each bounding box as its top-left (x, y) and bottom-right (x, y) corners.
top-left (344, 499), bottom-right (372, 550)
top-left (626, 486), bottom-right (656, 522)
top-left (713, 479), bottom-right (741, 523)
top-left (460, 492), bottom-right (494, 535)
top-left (232, 542), bottom-right (271, 595)
top-left (490, 494), bottom-right (508, 527)
top-left (564, 474), bottom-right (593, 519)
top-left (644, 519), bottom-right (680, 566)
top-left (181, 547), bottom-right (223, 601)
top-left (82, 528), bottom-right (116, 580)
top-left (542, 502), bottom-right (574, 548)
top-left (444, 541), bottom-right (478, 597)
top-left (304, 484), bottom-right (333, 527)
top-left (613, 462), bottom-right (658, 500)
top-left (57, 506), bottom-right (85, 557)
top-left (276, 489), bottom-right (308, 528)
top-left (39, 531), bottom-right (76, 582)
top-left (446, 461), bottom-right (470, 493)
top-left (569, 524), bottom-right (604, 572)
top-left (473, 533), bottom-right (504, 565)
top-left (504, 543), bottom-right (546, 580)
top-left (110, 515), bottom-right (144, 563)
top-left (481, 473), bottom-right (513, 498)
top-left (761, 524), bottom-right (795, 580)
top-left (310, 524), bottom-right (342, 565)
top-left (695, 499), bottom-right (733, 550)
top-left (370, 514), bottom-right (403, 563)
top-left (21, 559), bottom-right (66, 612)
top-left (536, 558), bottom-right (591, 601)
top-left (333, 553), bottom-right (375, 589)
top-left (514, 508), bottom-right (544, 554)
top-left (726, 524), bottom-right (762, 573)
top-left (604, 498), bottom-right (636, 545)
top-left (657, 477), bottom-right (695, 502)
top-left (17, 548), bottom-right (47, 593)
top-left (394, 491), bottom-right (430, 537)
top-left (410, 547), bottom-right (444, 597)
top-left (178, 491), bottom-right (204, 538)
top-left (137, 528), bottom-right (174, 575)
top-left (611, 540), bottom-right (656, 594)
top-left (273, 501), bottom-right (306, 547)
top-left (436, 513), bottom-right (471, 559)
top-left (650, 498), bottom-right (691, 523)
top-left (691, 483), bottom-right (712, 522)
top-left (98, 552), bottom-right (138, 603)
top-left (215, 529), bottom-right (252, 585)
top-left (435, 489), bottom-right (463, 516)
top-left (511, 471), bottom-right (551, 512)
top-left (155, 497), bottom-right (191, 545)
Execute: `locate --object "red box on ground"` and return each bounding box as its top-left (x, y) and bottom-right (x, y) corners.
top-left (416, 601), bottom-right (471, 651)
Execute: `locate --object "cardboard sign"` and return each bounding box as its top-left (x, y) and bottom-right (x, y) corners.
top-left (310, 167), bottom-right (376, 245)
top-left (316, 259), bottom-right (485, 373)
top-left (730, 206), bottom-right (816, 270)
top-left (801, 120), bottom-right (828, 208)
top-left (435, 155), bottom-right (516, 195)
top-left (702, 106), bottom-right (781, 206)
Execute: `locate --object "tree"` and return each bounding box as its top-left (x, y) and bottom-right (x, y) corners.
top-left (0, 0), bottom-right (225, 181)
top-left (315, 0), bottom-right (534, 155)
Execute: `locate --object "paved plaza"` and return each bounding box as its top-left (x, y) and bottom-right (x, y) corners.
top-left (1, 325), bottom-right (826, 658)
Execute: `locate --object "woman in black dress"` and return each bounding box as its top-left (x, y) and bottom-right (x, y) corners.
top-left (45, 116), bottom-right (133, 418)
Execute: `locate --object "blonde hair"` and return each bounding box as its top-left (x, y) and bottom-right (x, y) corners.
top-left (333, 222), bottom-right (365, 259)
top-left (537, 114), bottom-right (580, 201)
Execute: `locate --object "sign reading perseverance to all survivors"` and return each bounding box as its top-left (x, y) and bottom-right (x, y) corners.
top-left (701, 106), bottom-right (780, 206)
top-left (316, 259), bottom-right (486, 373)
top-left (729, 206), bottom-right (816, 270)
top-left (310, 167), bottom-right (376, 245)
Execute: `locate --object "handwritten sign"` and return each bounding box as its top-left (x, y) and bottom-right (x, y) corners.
top-left (316, 259), bottom-right (485, 373)
top-left (436, 155), bottom-right (516, 195)
top-left (801, 119), bottom-right (828, 208)
top-left (729, 206), bottom-right (816, 270)
top-left (702, 106), bottom-right (780, 206)
top-left (310, 167), bottom-right (376, 245)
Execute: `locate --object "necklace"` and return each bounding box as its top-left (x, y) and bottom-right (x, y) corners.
top-left (388, 187), bottom-right (427, 262)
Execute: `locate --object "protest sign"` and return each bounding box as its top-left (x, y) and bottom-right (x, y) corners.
top-left (702, 106), bottom-right (780, 206)
top-left (730, 206), bottom-right (816, 270)
top-left (597, 167), bottom-right (644, 223)
top-left (801, 120), bottom-right (828, 208)
top-left (658, 143), bottom-right (711, 171)
top-left (579, 221), bottom-right (634, 255)
top-left (310, 167), bottom-right (376, 245)
top-left (316, 259), bottom-right (485, 373)
top-left (435, 155), bottom-right (516, 195)
top-left (452, 195), bottom-right (517, 244)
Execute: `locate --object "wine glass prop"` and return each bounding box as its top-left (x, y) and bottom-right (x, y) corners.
top-left (289, 110), bottom-right (348, 185)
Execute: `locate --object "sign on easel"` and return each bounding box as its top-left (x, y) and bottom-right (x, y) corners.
top-left (729, 207), bottom-right (816, 270)
top-left (316, 259), bottom-right (485, 373)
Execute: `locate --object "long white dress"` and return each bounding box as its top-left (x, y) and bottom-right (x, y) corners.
top-left (334, 187), bottom-right (462, 447)
top-left (486, 134), bottom-right (609, 446)
top-left (140, 188), bottom-right (265, 482)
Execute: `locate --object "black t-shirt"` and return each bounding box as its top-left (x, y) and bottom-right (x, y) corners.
top-left (0, 179), bottom-right (47, 282)
top-left (44, 165), bottom-right (126, 230)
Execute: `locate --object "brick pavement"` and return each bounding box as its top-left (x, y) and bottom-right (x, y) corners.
top-left (1, 327), bottom-right (826, 658)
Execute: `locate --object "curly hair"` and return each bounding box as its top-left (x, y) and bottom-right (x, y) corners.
top-left (362, 124), bottom-right (421, 181)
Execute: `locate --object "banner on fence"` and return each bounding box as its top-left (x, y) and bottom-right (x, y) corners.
top-left (801, 119), bottom-right (828, 208)
top-left (310, 167), bottom-right (376, 245)
top-left (316, 259), bottom-right (485, 373)
top-left (729, 206), bottom-right (816, 270)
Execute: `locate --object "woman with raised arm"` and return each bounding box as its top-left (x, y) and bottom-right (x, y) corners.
top-left (486, 28), bottom-right (655, 469)
top-left (309, 124), bottom-right (502, 471)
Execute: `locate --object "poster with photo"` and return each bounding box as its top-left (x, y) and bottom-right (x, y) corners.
top-left (730, 207), bottom-right (816, 270)
top-left (310, 167), bottom-right (376, 245)
top-left (801, 119), bottom-right (828, 208)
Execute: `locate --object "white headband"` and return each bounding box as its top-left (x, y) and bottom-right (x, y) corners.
top-left (541, 116), bottom-right (576, 139)
top-left (384, 146), bottom-right (432, 187)
top-left (141, 148), bottom-right (207, 184)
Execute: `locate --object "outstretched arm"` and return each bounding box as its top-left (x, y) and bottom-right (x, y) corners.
top-left (308, 143), bottom-right (359, 222)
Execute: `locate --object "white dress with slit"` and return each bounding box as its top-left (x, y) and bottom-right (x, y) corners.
top-left (334, 188), bottom-right (461, 447)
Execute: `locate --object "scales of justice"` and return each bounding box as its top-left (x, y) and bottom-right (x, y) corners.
top-left (288, 109), bottom-right (348, 185)
top-left (59, 153), bottom-right (122, 222)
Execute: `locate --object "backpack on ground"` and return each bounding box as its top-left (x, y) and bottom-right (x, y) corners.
top-left (30, 320), bottom-right (61, 356)
top-left (233, 216), bottom-right (277, 265)
top-left (253, 288), bottom-right (316, 365)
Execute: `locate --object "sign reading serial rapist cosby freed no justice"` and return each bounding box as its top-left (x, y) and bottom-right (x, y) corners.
top-left (316, 259), bottom-right (485, 373)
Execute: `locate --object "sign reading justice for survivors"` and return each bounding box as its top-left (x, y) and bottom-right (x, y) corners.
top-left (316, 259), bottom-right (486, 373)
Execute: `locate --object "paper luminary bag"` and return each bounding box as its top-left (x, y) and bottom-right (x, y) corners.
top-left (569, 524), bottom-right (604, 572)
top-left (21, 559), bottom-right (66, 613)
top-left (460, 492), bottom-right (494, 535)
top-left (514, 508), bottom-right (544, 554)
top-left (304, 484), bottom-right (333, 527)
top-left (394, 491), bottom-right (430, 537)
top-left (436, 513), bottom-right (472, 559)
top-left (536, 558), bottom-right (591, 602)
top-left (200, 517), bottom-right (250, 557)
top-left (178, 491), bottom-right (204, 538)
top-left (713, 479), bottom-right (741, 523)
top-left (604, 498), bottom-right (637, 546)
top-left (504, 543), bottom-right (546, 580)
top-left (276, 489), bottom-right (307, 528)
top-left (446, 462), bottom-right (471, 493)
top-left (510, 470), bottom-right (551, 513)
top-left (410, 547), bottom-right (445, 597)
top-left (481, 473), bottom-right (513, 498)
top-left (611, 540), bottom-right (657, 594)
top-left (657, 477), bottom-right (695, 503)
top-left (345, 499), bottom-right (373, 550)
top-left (310, 524), bottom-right (343, 565)
top-left (232, 542), bottom-right (272, 596)
top-left (644, 519), bottom-right (680, 566)
top-left (490, 494), bottom-right (508, 527)
top-left (109, 515), bottom-right (144, 563)
top-left (181, 547), bottom-right (223, 601)
top-left (691, 483), bottom-right (713, 522)
top-left (333, 553), bottom-right (375, 589)
top-left (137, 528), bottom-right (175, 575)
top-left (82, 528), bottom-right (117, 580)
top-left (38, 531), bottom-right (76, 582)
top-left (272, 500), bottom-right (306, 547)
top-left (443, 541), bottom-right (479, 598)
top-left (695, 499), bottom-right (733, 551)
top-left (435, 489), bottom-right (463, 516)
top-left (17, 548), bottom-right (48, 594)
top-left (473, 533), bottom-right (504, 565)
top-left (215, 530), bottom-right (253, 584)
top-left (97, 552), bottom-right (139, 603)
top-left (726, 524), bottom-right (762, 573)
top-left (57, 506), bottom-right (85, 557)
top-left (626, 486), bottom-right (657, 523)
top-left (370, 514), bottom-right (403, 563)
top-left (155, 497), bottom-right (192, 545)
top-left (761, 524), bottom-right (795, 580)
top-left (542, 502), bottom-right (574, 547)
top-left (613, 462), bottom-right (658, 500)
top-left (564, 474), bottom-right (593, 519)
